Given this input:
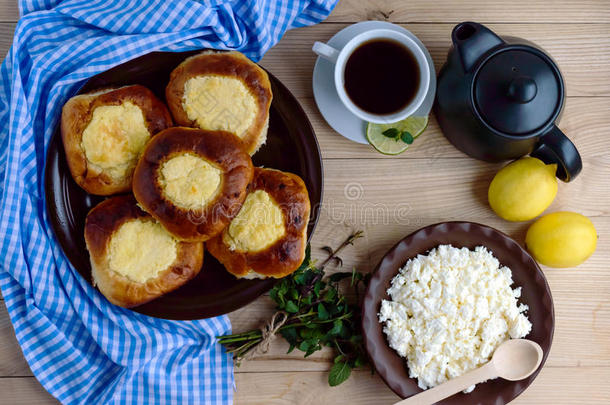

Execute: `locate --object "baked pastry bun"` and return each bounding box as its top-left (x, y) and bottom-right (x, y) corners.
top-left (207, 167), bottom-right (310, 279)
top-left (61, 85), bottom-right (173, 195)
top-left (133, 127), bottom-right (254, 242)
top-left (165, 51), bottom-right (272, 155)
top-left (84, 195), bottom-right (203, 308)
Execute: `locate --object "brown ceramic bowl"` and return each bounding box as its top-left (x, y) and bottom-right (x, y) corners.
top-left (362, 221), bottom-right (554, 404)
top-left (45, 50), bottom-right (323, 320)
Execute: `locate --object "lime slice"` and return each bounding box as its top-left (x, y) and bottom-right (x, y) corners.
top-left (366, 115), bottom-right (429, 155)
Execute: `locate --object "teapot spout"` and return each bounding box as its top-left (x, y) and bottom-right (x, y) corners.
top-left (452, 22), bottom-right (504, 73)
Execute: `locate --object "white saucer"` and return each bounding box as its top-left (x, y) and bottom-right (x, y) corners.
top-left (312, 21), bottom-right (437, 144)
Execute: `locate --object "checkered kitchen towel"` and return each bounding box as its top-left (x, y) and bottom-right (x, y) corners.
top-left (0, 0), bottom-right (337, 403)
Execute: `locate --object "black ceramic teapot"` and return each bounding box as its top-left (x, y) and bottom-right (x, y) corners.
top-left (435, 22), bottom-right (582, 181)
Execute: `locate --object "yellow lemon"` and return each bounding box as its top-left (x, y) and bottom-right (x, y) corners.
top-left (525, 212), bottom-right (597, 268)
top-left (488, 157), bottom-right (558, 221)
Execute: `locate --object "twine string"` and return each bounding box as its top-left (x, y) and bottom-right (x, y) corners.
top-left (237, 311), bottom-right (288, 361)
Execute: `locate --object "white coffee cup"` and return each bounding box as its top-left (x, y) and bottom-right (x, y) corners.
top-left (313, 28), bottom-right (430, 124)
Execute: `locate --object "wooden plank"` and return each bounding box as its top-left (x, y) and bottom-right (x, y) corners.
top-left (230, 293), bottom-right (610, 372)
top-left (1, 276), bottom-right (609, 375)
top-left (260, 23), bottom-right (610, 98)
top-left (0, 378), bottom-right (57, 404)
top-left (0, 22), bottom-right (608, 98)
top-left (0, 304), bottom-right (30, 376)
top-left (328, 0), bottom-right (610, 24)
top-left (1, 0), bottom-right (609, 24)
top-left (305, 216), bottom-right (610, 297)
top-left (0, 0), bottom-right (18, 23)
top-left (354, 219), bottom-right (610, 293)
top-left (297, 96), bottom-right (610, 160)
top-left (0, 22), bottom-right (14, 58)
top-left (317, 157), bottom-right (610, 219)
top-left (233, 366), bottom-right (610, 404)
top-left (1, 366), bottom-right (609, 405)
top-left (2, 0), bottom-right (610, 24)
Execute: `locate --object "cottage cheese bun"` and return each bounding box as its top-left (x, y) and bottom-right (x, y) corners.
top-left (165, 51), bottom-right (272, 155)
top-left (61, 85), bottom-right (173, 195)
top-left (84, 195), bottom-right (203, 308)
top-left (207, 167), bottom-right (310, 279)
top-left (133, 127), bottom-right (254, 242)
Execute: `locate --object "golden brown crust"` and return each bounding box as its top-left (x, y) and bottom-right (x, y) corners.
top-left (207, 167), bottom-right (310, 279)
top-left (84, 195), bottom-right (203, 308)
top-left (165, 51), bottom-right (272, 155)
top-left (61, 85), bottom-right (173, 195)
top-left (133, 127), bottom-right (254, 242)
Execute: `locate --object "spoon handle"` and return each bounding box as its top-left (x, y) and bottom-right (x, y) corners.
top-left (393, 362), bottom-right (498, 405)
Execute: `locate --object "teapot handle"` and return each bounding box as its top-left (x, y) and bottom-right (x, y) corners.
top-left (531, 125), bottom-right (582, 182)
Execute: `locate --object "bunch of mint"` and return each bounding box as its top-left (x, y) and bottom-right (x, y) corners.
top-left (218, 232), bottom-right (370, 386)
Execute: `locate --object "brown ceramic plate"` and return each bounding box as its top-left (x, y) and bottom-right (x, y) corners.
top-left (44, 50), bottom-right (323, 320)
top-left (362, 221), bottom-right (554, 404)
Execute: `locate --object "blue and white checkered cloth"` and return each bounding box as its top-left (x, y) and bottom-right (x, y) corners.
top-left (0, 0), bottom-right (337, 403)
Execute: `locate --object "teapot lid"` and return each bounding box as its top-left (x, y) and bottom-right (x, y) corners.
top-left (474, 47), bottom-right (563, 135)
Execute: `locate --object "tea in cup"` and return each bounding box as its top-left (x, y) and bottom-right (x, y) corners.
top-left (313, 29), bottom-right (430, 124)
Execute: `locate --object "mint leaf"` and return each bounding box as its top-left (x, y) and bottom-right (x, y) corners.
top-left (313, 281), bottom-right (324, 297)
top-left (285, 300), bottom-right (298, 313)
top-left (329, 361), bottom-right (352, 386)
top-left (324, 288), bottom-right (337, 302)
top-left (354, 355), bottom-right (366, 368)
top-left (317, 303), bottom-right (329, 320)
top-left (329, 319), bottom-right (343, 336)
top-left (293, 273), bottom-right (307, 285)
top-left (304, 340), bottom-right (319, 357)
top-left (400, 131), bottom-right (414, 144)
top-left (382, 128), bottom-right (400, 138)
top-left (281, 327), bottom-right (298, 345)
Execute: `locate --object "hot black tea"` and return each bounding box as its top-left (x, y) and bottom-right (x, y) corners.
top-left (343, 39), bottom-right (420, 115)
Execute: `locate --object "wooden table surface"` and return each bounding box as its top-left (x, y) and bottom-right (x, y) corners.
top-left (1, 0), bottom-right (609, 403)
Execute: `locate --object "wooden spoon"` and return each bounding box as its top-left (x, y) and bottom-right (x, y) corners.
top-left (394, 339), bottom-right (543, 405)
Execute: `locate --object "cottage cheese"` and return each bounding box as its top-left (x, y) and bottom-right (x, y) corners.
top-left (378, 244), bottom-right (532, 393)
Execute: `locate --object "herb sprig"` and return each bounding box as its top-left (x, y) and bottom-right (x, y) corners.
top-left (382, 127), bottom-right (414, 144)
top-left (217, 231), bottom-right (370, 386)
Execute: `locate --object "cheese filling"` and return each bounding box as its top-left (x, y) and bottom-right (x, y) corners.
top-left (182, 76), bottom-right (257, 137)
top-left (81, 102), bottom-right (150, 179)
top-left (224, 190), bottom-right (285, 252)
top-left (108, 219), bottom-right (177, 283)
top-left (159, 154), bottom-right (222, 209)
top-left (242, 271), bottom-right (267, 280)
